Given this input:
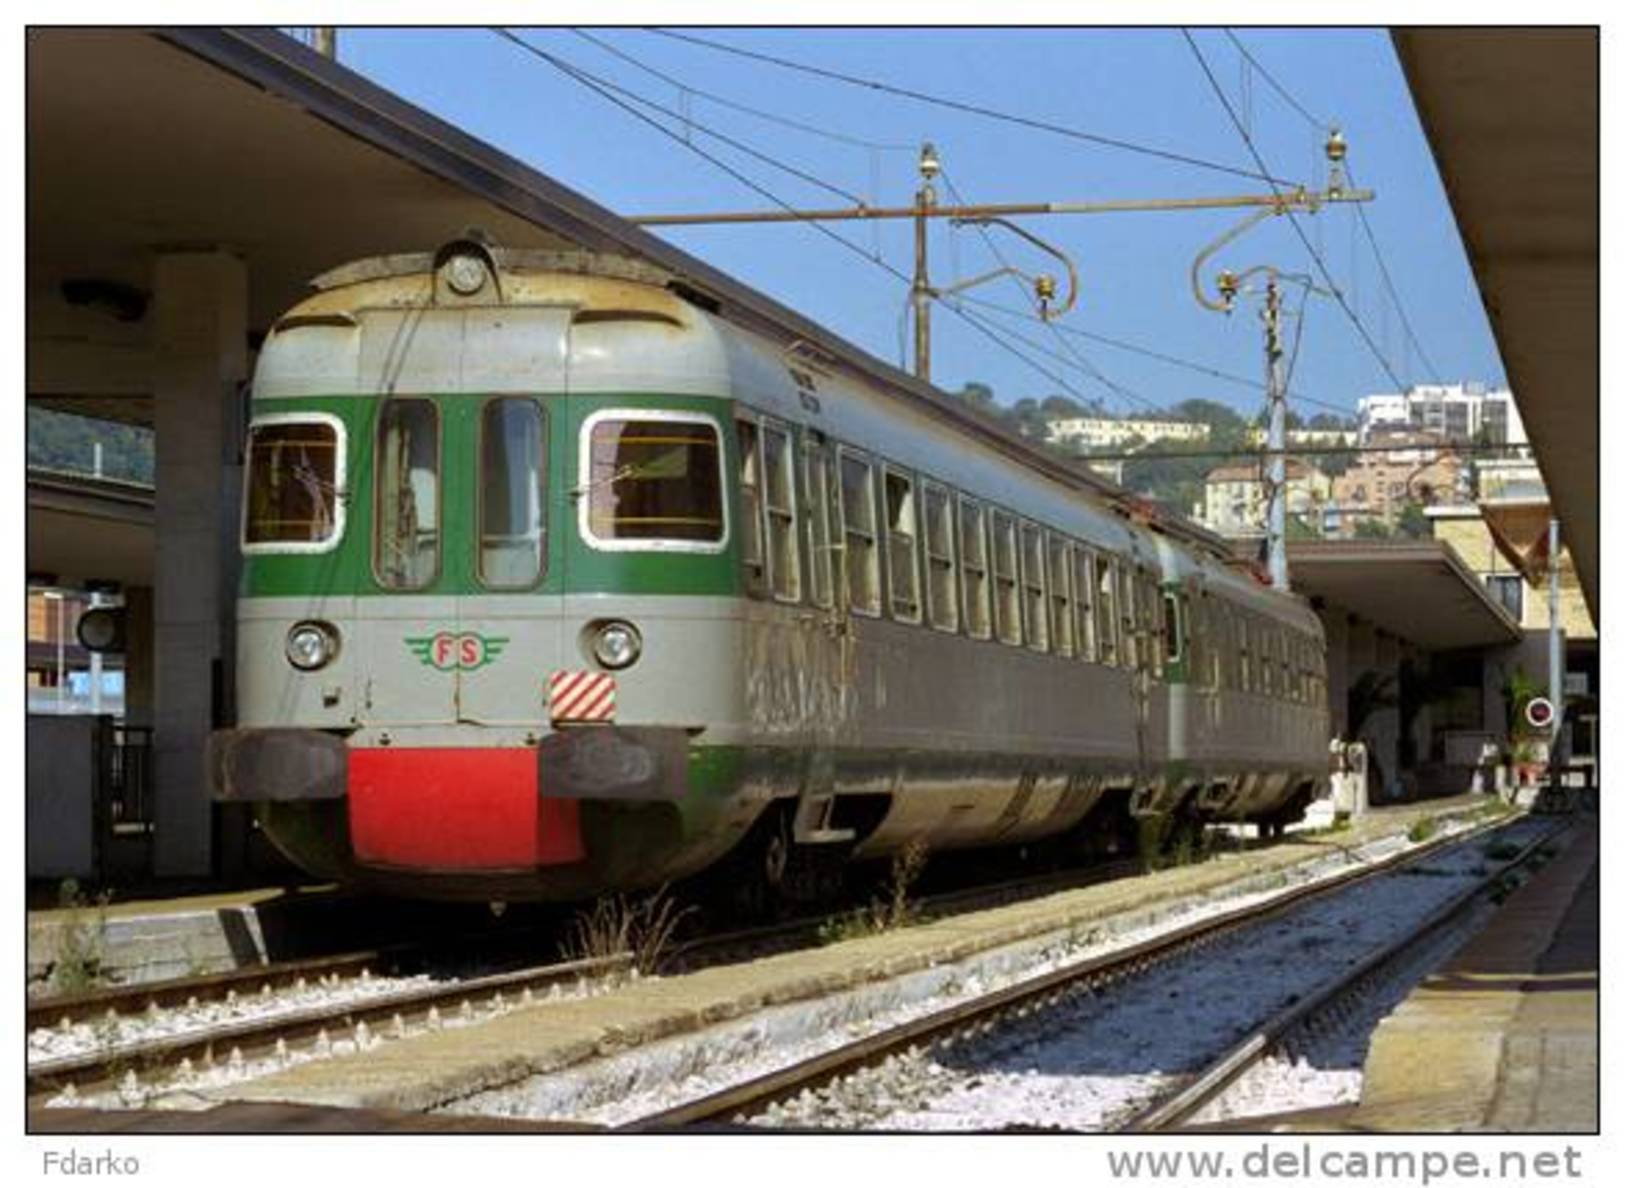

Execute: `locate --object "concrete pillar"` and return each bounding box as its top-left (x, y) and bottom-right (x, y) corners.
top-left (1370, 631), bottom-right (1402, 800)
top-left (122, 585), bottom-right (154, 728)
top-left (152, 250), bottom-right (246, 877)
top-left (1322, 611), bottom-right (1352, 739)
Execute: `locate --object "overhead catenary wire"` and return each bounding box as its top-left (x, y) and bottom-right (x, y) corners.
top-left (492, 30), bottom-right (899, 275)
top-left (496, 30), bottom-right (873, 209)
top-left (494, 27), bottom-right (1213, 477)
top-left (957, 293), bottom-right (1362, 421)
top-left (1218, 29), bottom-right (1443, 387)
top-left (545, 27), bottom-right (1371, 425)
top-left (570, 28), bottom-right (915, 153)
top-left (498, 28), bottom-right (1367, 508)
top-left (1182, 29), bottom-right (1409, 392)
top-left (939, 165), bottom-right (1181, 422)
top-left (648, 27), bottom-right (1306, 188)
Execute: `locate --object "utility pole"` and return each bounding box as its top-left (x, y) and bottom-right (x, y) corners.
top-left (630, 136), bottom-right (1372, 383)
top-left (1263, 277), bottom-right (1289, 591)
top-left (913, 144), bottom-right (940, 382)
top-left (1548, 516), bottom-right (1565, 765)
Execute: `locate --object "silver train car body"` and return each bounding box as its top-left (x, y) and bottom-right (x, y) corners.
top-left (212, 242), bottom-right (1331, 900)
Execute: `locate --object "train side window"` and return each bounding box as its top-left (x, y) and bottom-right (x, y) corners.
top-left (477, 398), bottom-right (546, 589)
top-left (1163, 589), bottom-right (1184, 666)
top-left (1118, 565), bottom-right (1138, 672)
top-left (763, 423), bottom-right (800, 603)
top-left (802, 439), bottom-right (835, 609)
top-left (374, 398), bottom-right (440, 590)
top-left (1047, 534), bottom-right (1075, 658)
top-left (1206, 600), bottom-right (1223, 690)
top-left (1278, 629), bottom-right (1291, 700)
top-left (958, 496), bottom-right (992, 640)
top-left (838, 449), bottom-right (881, 616)
top-left (1020, 522), bottom-right (1050, 653)
top-left (736, 419), bottom-right (768, 596)
top-left (1095, 554), bottom-right (1118, 666)
top-left (1074, 546), bottom-right (1097, 663)
top-left (1144, 573), bottom-right (1164, 679)
top-left (922, 481), bottom-right (959, 633)
top-left (884, 468), bottom-right (922, 624)
top-left (1237, 613), bottom-right (1251, 693)
top-left (244, 414), bottom-right (345, 552)
top-left (991, 511), bottom-right (1022, 646)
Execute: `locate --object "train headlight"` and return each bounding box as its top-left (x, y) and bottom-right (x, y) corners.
top-left (443, 252), bottom-right (488, 296)
top-left (589, 621), bottom-right (641, 670)
top-left (286, 621), bottom-right (340, 671)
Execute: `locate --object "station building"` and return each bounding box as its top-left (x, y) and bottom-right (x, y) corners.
top-left (24, 29), bottom-right (1598, 886)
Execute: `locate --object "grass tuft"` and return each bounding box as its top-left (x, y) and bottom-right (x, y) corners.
top-left (562, 884), bottom-right (693, 979)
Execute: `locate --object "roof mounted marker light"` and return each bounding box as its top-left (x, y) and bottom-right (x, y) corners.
top-left (444, 252), bottom-right (488, 296)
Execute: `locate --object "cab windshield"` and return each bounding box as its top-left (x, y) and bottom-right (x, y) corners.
top-left (583, 415), bottom-right (724, 547)
top-left (243, 419), bottom-right (342, 547)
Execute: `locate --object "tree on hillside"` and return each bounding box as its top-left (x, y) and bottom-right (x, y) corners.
top-left (1171, 398), bottom-right (1247, 433)
top-left (1396, 500), bottom-right (1432, 540)
top-left (1040, 394), bottom-right (1085, 420)
top-left (953, 381), bottom-right (995, 408)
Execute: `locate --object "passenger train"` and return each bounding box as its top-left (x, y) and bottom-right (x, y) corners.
top-left (207, 239), bottom-right (1331, 903)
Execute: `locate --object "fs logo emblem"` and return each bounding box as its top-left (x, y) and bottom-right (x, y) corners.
top-left (406, 631), bottom-right (509, 672)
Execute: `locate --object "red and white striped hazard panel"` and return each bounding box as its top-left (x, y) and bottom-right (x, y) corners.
top-left (548, 670), bottom-right (618, 723)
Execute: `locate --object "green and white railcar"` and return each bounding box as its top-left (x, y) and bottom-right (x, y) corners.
top-left (208, 241), bottom-right (1329, 901)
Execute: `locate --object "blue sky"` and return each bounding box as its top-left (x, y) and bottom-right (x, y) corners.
top-left (334, 26), bottom-right (1504, 423)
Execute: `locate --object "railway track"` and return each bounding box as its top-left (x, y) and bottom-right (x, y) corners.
top-left (27, 953), bottom-right (630, 1106)
top-left (1122, 822), bottom-right (1568, 1132)
top-left (613, 814), bottom-right (1560, 1130)
top-left (25, 855), bottom-right (1143, 1109)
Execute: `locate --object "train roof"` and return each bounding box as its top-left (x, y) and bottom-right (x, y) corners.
top-left (298, 243), bottom-right (1243, 568)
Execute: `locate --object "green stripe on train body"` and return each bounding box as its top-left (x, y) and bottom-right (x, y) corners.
top-left (241, 392), bottom-right (746, 600)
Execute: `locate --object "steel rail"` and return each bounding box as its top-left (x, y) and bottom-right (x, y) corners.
top-left (27, 953), bottom-right (630, 1105)
top-left (29, 947), bottom-right (409, 1033)
top-left (616, 812), bottom-right (1523, 1130)
top-left (1122, 820), bottom-right (1571, 1132)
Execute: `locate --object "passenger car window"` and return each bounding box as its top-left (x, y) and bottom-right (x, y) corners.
top-left (959, 496), bottom-right (992, 640)
top-left (803, 438), bottom-right (835, 609)
top-left (763, 423), bottom-right (800, 602)
top-left (839, 450), bottom-right (881, 616)
top-left (923, 482), bottom-right (959, 632)
top-left (736, 418), bottom-right (767, 593)
top-left (884, 469), bottom-right (922, 623)
top-left (991, 511), bottom-right (1022, 646)
top-left (1048, 535), bottom-right (1075, 658)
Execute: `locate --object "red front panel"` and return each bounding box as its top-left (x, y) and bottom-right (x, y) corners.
top-left (348, 748), bottom-right (583, 870)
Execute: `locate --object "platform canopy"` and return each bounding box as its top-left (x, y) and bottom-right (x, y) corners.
top-left (1392, 29), bottom-right (1597, 621)
top-left (27, 28), bottom-right (1236, 555)
top-left (1288, 539), bottom-right (1523, 651)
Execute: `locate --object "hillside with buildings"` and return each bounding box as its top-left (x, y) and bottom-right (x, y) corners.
top-left (951, 381), bottom-right (1526, 545)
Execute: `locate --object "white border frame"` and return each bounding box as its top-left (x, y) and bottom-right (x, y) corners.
top-left (240, 411), bottom-right (348, 556)
top-left (577, 407), bottom-right (730, 555)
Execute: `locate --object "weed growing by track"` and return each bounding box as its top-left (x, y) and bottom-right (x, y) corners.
top-left (818, 840), bottom-right (929, 945)
top-left (47, 879), bottom-right (112, 995)
top-left (563, 885), bottom-right (694, 978)
top-left (1406, 815), bottom-right (1439, 844)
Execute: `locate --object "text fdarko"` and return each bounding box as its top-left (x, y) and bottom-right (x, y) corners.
top-left (43, 1150), bottom-right (140, 1176)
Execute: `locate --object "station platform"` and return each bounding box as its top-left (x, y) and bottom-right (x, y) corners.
top-left (1344, 809), bottom-right (1597, 1132)
top-left (25, 792), bottom-right (1502, 993)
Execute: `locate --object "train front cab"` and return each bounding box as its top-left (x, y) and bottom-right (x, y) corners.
top-left (210, 375), bottom-right (761, 899)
